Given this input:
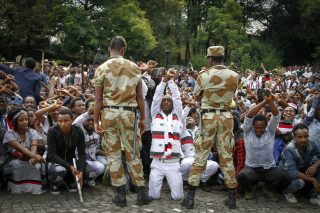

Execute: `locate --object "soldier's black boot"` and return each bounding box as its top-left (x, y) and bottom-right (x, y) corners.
top-left (112, 185), bottom-right (127, 207)
top-left (224, 188), bottom-right (236, 209)
top-left (200, 181), bottom-right (212, 192)
top-left (136, 186), bottom-right (152, 206)
top-left (181, 186), bottom-right (197, 209)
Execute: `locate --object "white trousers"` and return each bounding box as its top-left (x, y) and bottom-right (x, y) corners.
top-left (181, 157), bottom-right (219, 182)
top-left (86, 160), bottom-right (105, 180)
top-left (148, 159), bottom-right (184, 200)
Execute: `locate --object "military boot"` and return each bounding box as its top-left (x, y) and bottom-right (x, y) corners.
top-left (181, 186), bottom-right (197, 209)
top-left (200, 181), bottom-right (212, 192)
top-left (136, 186), bottom-right (152, 206)
top-left (112, 185), bottom-right (127, 207)
top-left (224, 188), bottom-right (236, 209)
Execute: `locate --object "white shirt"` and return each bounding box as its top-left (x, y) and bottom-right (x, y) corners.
top-left (243, 114), bottom-right (281, 169)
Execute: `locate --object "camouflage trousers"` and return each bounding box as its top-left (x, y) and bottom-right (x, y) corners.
top-left (101, 108), bottom-right (145, 187)
top-left (188, 111), bottom-right (237, 188)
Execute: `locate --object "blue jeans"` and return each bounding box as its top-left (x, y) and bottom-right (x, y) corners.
top-left (284, 168), bottom-right (320, 199)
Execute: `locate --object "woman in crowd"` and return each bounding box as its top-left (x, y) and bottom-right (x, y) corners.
top-left (3, 108), bottom-right (45, 194)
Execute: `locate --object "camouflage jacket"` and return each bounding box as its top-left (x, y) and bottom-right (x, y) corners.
top-left (94, 55), bottom-right (141, 107)
top-left (194, 65), bottom-right (239, 110)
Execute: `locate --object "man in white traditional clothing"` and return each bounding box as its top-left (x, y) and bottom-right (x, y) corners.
top-left (148, 69), bottom-right (184, 200)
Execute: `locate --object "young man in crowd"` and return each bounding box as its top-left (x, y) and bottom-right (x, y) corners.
top-left (0, 58), bottom-right (41, 104)
top-left (46, 108), bottom-right (86, 195)
top-left (73, 105), bottom-right (107, 187)
top-left (280, 124), bottom-right (320, 205)
top-left (238, 91), bottom-right (290, 201)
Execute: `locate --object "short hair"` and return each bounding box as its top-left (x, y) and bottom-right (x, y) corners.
top-left (25, 107), bottom-right (36, 113)
top-left (253, 114), bottom-right (268, 126)
top-left (70, 98), bottom-right (83, 109)
top-left (208, 56), bottom-right (224, 64)
top-left (58, 108), bottom-right (73, 119)
top-left (109, 37), bottom-right (126, 51)
top-left (24, 58), bottom-right (36, 69)
top-left (292, 123), bottom-right (309, 136)
top-left (24, 95), bottom-right (36, 102)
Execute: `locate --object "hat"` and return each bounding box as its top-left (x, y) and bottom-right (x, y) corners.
top-left (286, 103), bottom-right (298, 114)
top-left (9, 96), bottom-right (23, 106)
top-left (278, 120), bottom-right (293, 134)
top-left (206, 46), bottom-right (224, 58)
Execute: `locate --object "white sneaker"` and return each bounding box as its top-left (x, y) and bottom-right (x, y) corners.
top-left (87, 180), bottom-right (96, 187)
top-left (283, 192), bottom-right (298, 204)
top-left (310, 198), bottom-right (320, 206)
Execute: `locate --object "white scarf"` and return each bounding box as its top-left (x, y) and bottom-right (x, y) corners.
top-left (150, 111), bottom-right (182, 159)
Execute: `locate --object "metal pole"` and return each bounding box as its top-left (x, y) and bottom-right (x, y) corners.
top-left (80, 46), bottom-right (85, 93)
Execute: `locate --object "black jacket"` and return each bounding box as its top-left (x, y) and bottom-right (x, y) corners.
top-left (47, 125), bottom-right (86, 172)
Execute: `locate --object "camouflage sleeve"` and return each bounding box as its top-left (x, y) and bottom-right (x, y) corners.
top-left (93, 67), bottom-right (104, 87)
top-left (193, 74), bottom-right (203, 100)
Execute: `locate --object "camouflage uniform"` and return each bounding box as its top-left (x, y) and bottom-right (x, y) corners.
top-left (188, 50), bottom-right (239, 189)
top-left (94, 55), bottom-right (145, 187)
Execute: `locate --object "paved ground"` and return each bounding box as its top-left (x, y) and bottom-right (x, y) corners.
top-left (0, 182), bottom-right (318, 213)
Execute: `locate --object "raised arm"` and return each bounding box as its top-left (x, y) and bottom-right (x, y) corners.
top-left (151, 80), bottom-right (166, 117)
top-left (167, 79), bottom-right (182, 119)
top-left (0, 64), bottom-right (15, 75)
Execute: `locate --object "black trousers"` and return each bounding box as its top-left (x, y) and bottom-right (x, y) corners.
top-left (140, 130), bottom-right (152, 178)
top-left (238, 166), bottom-right (290, 192)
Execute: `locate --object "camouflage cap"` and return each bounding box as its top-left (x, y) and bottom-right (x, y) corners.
top-left (206, 46), bottom-right (224, 57)
top-left (110, 36), bottom-right (127, 49)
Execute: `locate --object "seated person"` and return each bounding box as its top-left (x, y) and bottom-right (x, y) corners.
top-left (274, 120), bottom-right (293, 165)
top-left (3, 108), bottom-right (45, 194)
top-left (23, 96), bottom-right (37, 109)
top-left (0, 127), bottom-right (8, 188)
top-left (180, 116), bottom-right (219, 192)
top-left (47, 108), bottom-right (86, 195)
top-left (280, 123), bottom-right (320, 206)
top-left (238, 92), bottom-right (290, 201)
top-left (73, 106), bottom-right (107, 187)
top-left (149, 69), bottom-right (184, 200)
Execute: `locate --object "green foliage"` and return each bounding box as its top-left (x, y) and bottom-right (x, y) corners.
top-left (0, 0), bottom-right (319, 66)
top-left (190, 53), bottom-right (207, 70)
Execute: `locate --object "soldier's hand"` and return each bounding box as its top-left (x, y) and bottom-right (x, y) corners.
top-left (138, 119), bottom-right (146, 133)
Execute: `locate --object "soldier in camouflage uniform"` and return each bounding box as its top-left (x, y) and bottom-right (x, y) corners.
top-left (181, 46), bottom-right (239, 209)
top-left (93, 36), bottom-right (151, 207)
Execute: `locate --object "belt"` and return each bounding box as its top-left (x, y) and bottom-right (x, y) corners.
top-left (104, 106), bottom-right (136, 111)
top-left (156, 158), bottom-right (180, 163)
top-left (201, 109), bottom-right (229, 113)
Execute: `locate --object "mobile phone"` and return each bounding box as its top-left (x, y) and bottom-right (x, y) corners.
top-left (257, 89), bottom-right (264, 103)
top-left (264, 89), bottom-right (271, 98)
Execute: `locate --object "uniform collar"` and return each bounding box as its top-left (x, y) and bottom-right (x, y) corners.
top-left (210, 64), bottom-right (228, 70)
top-left (108, 55), bottom-right (124, 59)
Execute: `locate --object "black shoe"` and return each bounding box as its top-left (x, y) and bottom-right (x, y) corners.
top-left (136, 186), bottom-right (152, 206)
top-left (112, 185), bottom-right (127, 207)
top-left (65, 181), bottom-right (78, 193)
top-left (224, 188), bottom-right (236, 209)
top-left (50, 184), bottom-right (61, 195)
top-left (181, 185), bottom-right (197, 209)
top-left (200, 181), bottom-right (212, 192)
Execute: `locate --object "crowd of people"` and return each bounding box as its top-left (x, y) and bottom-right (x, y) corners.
top-left (0, 36), bottom-right (320, 210)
